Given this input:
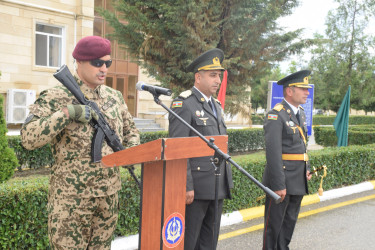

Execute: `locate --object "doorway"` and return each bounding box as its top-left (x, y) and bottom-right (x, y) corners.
top-left (106, 75), bottom-right (137, 116)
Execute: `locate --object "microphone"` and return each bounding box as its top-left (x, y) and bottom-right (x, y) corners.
top-left (136, 81), bottom-right (172, 96)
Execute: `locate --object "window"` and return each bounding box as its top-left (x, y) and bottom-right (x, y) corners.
top-left (35, 23), bottom-right (64, 68)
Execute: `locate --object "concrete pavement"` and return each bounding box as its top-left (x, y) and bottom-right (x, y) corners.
top-left (111, 180), bottom-right (375, 250)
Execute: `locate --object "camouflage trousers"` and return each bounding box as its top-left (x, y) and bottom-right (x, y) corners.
top-left (48, 192), bottom-right (119, 250)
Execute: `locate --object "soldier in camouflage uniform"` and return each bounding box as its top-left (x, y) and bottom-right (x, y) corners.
top-left (21, 36), bottom-right (139, 250)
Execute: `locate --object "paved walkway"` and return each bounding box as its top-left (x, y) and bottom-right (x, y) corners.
top-left (111, 181), bottom-right (375, 250)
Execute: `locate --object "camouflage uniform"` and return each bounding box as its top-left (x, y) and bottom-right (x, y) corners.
top-left (21, 77), bottom-right (139, 249)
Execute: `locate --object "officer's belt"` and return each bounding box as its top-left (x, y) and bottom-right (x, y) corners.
top-left (282, 153), bottom-right (309, 161)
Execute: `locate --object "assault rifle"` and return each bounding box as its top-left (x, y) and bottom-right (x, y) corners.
top-left (54, 65), bottom-right (140, 187)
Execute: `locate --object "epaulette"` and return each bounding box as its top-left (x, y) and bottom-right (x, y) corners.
top-left (213, 98), bottom-right (221, 105)
top-left (273, 103), bottom-right (283, 112)
top-left (178, 90), bottom-right (192, 99)
top-left (299, 105), bottom-right (304, 111)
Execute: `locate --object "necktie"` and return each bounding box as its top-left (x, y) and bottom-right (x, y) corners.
top-left (208, 100), bottom-right (217, 118)
top-left (296, 111), bottom-right (300, 125)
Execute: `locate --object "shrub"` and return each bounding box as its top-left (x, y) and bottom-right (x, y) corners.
top-left (1, 144), bottom-right (375, 247)
top-left (0, 94), bottom-right (18, 183)
top-left (223, 144), bottom-right (375, 212)
top-left (7, 136), bottom-right (54, 170)
top-left (313, 115), bottom-right (375, 125)
top-left (314, 125), bottom-right (375, 147)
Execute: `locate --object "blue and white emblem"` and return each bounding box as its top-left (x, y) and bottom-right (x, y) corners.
top-left (162, 212), bottom-right (185, 248)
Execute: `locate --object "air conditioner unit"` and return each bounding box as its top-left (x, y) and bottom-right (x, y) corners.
top-left (6, 89), bottom-right (36, 124)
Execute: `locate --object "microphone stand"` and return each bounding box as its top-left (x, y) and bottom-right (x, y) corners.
top-left (149, 91), bottom-right (281, 248)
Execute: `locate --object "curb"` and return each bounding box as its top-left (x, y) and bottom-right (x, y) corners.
top-left (111, 180), bottom-right (375, 250)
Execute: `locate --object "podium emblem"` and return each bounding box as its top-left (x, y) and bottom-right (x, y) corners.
top-left (162, 212), bottom-right (185, 248)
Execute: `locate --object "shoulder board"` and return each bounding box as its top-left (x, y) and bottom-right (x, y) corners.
top-left (178, 90), bottom-right (192, 99)
top-left (299, 105), bottom-right (304, 111)
top-left (213, 98), bottom-right (221, 105)
top-left (273, 103), bottom-right (283, 112)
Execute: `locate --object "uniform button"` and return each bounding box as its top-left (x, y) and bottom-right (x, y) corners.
top-left (283, 166), bottom-right (286, 169)
top-left (197, 167), bottom-right (200, 171)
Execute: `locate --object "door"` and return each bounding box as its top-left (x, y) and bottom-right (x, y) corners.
top-left (106, 75), bottom-right (137, 116)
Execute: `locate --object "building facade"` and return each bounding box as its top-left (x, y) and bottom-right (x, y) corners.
top-left (0, 0), bottom-right (248, 130)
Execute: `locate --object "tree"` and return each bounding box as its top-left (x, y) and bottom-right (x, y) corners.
top-left (251, 66), bottom-right (284, 112)
top-left (101, 0), bottom-right (313, 116)
top-left (0, 94), bottom-right (18, 183)
top-left (309, 0), bottom-right (375, 113)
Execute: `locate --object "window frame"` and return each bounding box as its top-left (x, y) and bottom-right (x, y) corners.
top-left (34, 22), bottom-right (66, 69)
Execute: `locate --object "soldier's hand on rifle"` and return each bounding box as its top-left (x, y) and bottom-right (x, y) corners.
top-left (65, 105), bottom-right (99, 123)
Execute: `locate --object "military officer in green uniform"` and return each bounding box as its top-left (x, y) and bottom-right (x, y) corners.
top-left (21, 36), bottom-right (139, 249)
top-left (168, 48), bottom-right (233, 250)
top-left (262, 70), bottom-right (313, 250)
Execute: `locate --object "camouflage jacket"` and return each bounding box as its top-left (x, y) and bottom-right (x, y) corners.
top-left (21, 79), bottom-right (140, 198)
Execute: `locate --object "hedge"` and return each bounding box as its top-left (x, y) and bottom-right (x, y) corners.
top-left (2, 144), bottom-right (375, 248)
top-left (252, 115), bottom-right (375, 126)
top-left (314, 125), bottom-right (375, 147)
top-left (0, 94), bottom-right (18, 183)
top-left (312, 115), bottom-right (375, 125)
top-left (224, 144), bottom-right (375, 211)
top-left (8, 128), bottom-right (266, 171)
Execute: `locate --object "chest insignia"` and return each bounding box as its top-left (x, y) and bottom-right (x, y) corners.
top-left (102, 98), bottom-right (116, 111)
top-left (288, 121), bottom-right (294, 126)
top-left (199, 117), bottom-right (208, 125)
top-left (196, 110), bottom-right (205, 117)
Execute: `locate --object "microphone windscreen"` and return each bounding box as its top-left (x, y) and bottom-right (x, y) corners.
top-left (136, 81), bottom-right (145, 91)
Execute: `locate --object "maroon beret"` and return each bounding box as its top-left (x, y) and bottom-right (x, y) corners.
top-left (72, 36), bottom-right (111, 61)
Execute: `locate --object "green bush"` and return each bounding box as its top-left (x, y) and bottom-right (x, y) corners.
top-left (9, 128), bottom-right (266, 171)
top-left (0, 177), bottom-right (49, 249)
top-left (223, 144), bottom-right (375, 212)
top-left (313, 115), bottom-right (375, 125)
top-left (314, 125), bottom-right (375, 147)
top-left (251, 114), bottom-right (265, 125)
top-left (8, 136), bottom-right (54, 170)
top-left (0, 95), bottom-right (18, 182)
top-left (140, 131), bottom-right (168, 144)
top-left (0, 171), bottom-right (141, 249)
top-left (227, 128), bottom-right (264, 152)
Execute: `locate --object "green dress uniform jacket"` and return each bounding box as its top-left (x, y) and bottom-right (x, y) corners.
top-left (262, 99), bottom-right (310, 195)
top-left (169, 87), bottom-right (233, 200)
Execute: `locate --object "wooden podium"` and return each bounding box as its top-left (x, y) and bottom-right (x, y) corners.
top-left (102, 135), bottom-right (228, 249)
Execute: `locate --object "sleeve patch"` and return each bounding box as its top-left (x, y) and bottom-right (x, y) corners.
top-left (268, 114), bottom-right (278, 120)
top-left (172, 101), bottom-right (183, 108)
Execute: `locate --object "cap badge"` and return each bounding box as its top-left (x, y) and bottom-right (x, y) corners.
top-left (213, 57), bottom-right (220, 66)
top-left (304, 76), bottom-right (309, 84)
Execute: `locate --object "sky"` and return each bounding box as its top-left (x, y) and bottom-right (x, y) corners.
top-left (277, 0), bottom-right (339, 71)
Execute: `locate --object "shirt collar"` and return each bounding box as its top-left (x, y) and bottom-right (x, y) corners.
top-left (284, 99), bottom-right (299, 115)
top-left (194, 86), bottom-right (212, 103)
top-left (74, 75), bottom-right (108, 100)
